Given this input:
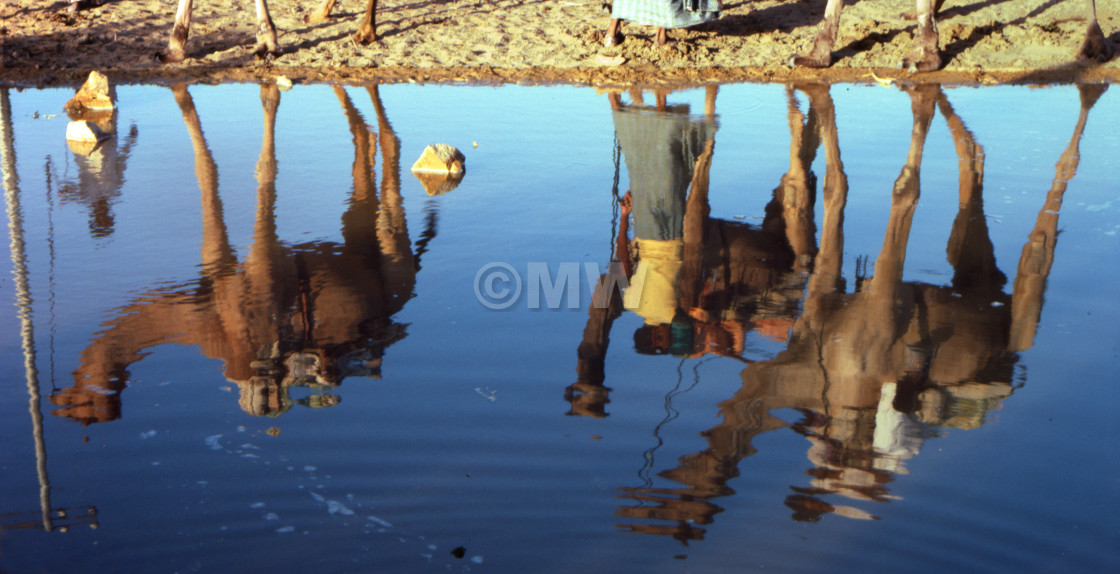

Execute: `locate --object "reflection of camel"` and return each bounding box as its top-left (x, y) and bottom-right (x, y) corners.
top-left (590, 84), bottom-right (1104, 541)
top-left (51, 83), bottom-right (430, 423)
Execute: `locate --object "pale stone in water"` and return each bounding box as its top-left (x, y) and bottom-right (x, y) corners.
top-left (410, 144), bottom-right (464, 174)
top-left (66, 120), bottom-right (109, 144)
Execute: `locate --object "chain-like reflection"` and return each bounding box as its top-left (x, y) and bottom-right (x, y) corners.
top-left (50, 84), bottom-right (433, 423)
top-left (573, 83), bottom-right (1105, 541)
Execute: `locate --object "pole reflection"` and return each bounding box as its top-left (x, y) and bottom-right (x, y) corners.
top-left (573, 83), bottom-right (1106, 541)
top-left (51, 84), bottom-right (437, 423)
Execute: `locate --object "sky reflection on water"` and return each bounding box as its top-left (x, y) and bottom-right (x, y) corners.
top-left (1, 81), bottom-right (1118, 573)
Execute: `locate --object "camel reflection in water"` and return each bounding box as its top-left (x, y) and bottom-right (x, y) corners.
top-left (51, 83), bottom-right (434, 423)
top-left (572, 83), bottom-right (1105, 541)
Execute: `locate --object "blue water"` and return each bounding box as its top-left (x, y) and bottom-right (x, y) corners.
top-left (1, 82), bottom-right (1118, 573)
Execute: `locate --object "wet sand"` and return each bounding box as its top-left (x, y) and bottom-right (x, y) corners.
top-left (1, 0), bottom-right (1118, 87)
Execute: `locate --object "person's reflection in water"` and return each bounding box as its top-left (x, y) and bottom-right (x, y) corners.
top-left (598, 83), bottom-right (1106, 540)
top-left (51, 83), bottom-right (435, 423)
top-left (569, 87), bottom-right (816, 540)
top-left (569, 87), bottom-right (812, 419)
top-left (569, 87), bottom-right (720, 418)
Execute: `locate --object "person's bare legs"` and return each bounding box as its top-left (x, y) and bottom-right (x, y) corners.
top-left (604, 18), bottom-right (623, 47)
top-left (656, 27), bottom-right (676, 47)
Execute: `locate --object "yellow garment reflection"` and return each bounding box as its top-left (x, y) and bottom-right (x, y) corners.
top-left (624, 238), bottom-right (683, 326)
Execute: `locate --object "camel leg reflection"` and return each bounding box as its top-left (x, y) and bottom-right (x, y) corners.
top-left (679, 126), bottom-right (716, 312)
top-left (794, 84), bottom-right (847, 334)
top-left (237, 84), bottom-right (294, 416)
top-left (171, 84), bottom-right (236, 274)
top-left (368, 86), bottom-right (413, 288)
top-left (1009, 85), bottom-right (1108, 351)
top-left (938, 94), bottom-right (1005, 297)
top-left (773, 85), bottom-right (821, 272)
top-left (809, 84), bottom-right (847, 290)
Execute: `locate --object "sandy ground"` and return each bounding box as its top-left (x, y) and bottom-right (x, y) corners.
top-left (1, 0), bottom-right (1119, 87)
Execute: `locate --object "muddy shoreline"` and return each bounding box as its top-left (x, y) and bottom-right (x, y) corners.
top-left (2, 0), bottom-right (1118, 88)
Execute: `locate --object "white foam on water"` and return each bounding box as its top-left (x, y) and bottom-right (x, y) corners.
top-left (367, 515), bottom-right (393, 528)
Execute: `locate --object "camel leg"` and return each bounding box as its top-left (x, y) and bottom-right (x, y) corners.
top-left (253, 0), bottom-right (282, 59)
top-left (159, 0), bottom-right (193, 63)
top-left (1077, 0), bottom-right (1113, 62)
top-left (789, 0), bottom-right (844, 68)
top-left (305, 0), bottom-right (338, 24)
top-left (352, 0), bottom-right (379, 46)
top-left (902, 0), bottom-right (945, 21)
top-left (900, 0), bottom-right (941, 72)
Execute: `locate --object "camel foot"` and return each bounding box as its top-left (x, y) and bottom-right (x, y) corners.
top-left (1077, 22), bottom-right (1114, 62)
top-left (157, 48), bottom-right (186, 64)
top-left (1077, 84), bottom-right (1108, 109)
top-left (351, 29), bottom-right (378, 47)
top-left (253, 43), bottom-right (282, 61)
top-left (788, 52), bottom-right (831, 68)
top-left (304, 10), bottom-right (332, 24)
top-left (900, 30), bottom-right (941, 73)
top-left (900, 50), bottom-right (942, 73)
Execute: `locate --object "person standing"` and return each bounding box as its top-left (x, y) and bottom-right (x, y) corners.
top-left (604, 0), bottom-right (722, 47)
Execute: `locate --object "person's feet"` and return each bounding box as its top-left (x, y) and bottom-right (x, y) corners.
top-left (604, 19), bottom-right (623, 47)
top-left (656, 28), bottom-right (676, 48)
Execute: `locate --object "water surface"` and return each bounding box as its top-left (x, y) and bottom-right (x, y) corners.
top-left (1, 82), bottom-right (1118, 573)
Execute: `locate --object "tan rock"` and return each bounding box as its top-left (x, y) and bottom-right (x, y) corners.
top-left (410, 144), bottom-right (464, 174)
top-left (75, 108), bottom-right (117, 135)
top-left (66, 120), bottom-right (110, 145)
top-left (412, 171), bottom-right (464, 196)
top-left (64, 71), bottom-right (115, 114)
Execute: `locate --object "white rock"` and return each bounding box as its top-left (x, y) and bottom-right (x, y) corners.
top-left (65, 120), bottom-right (109, 143)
